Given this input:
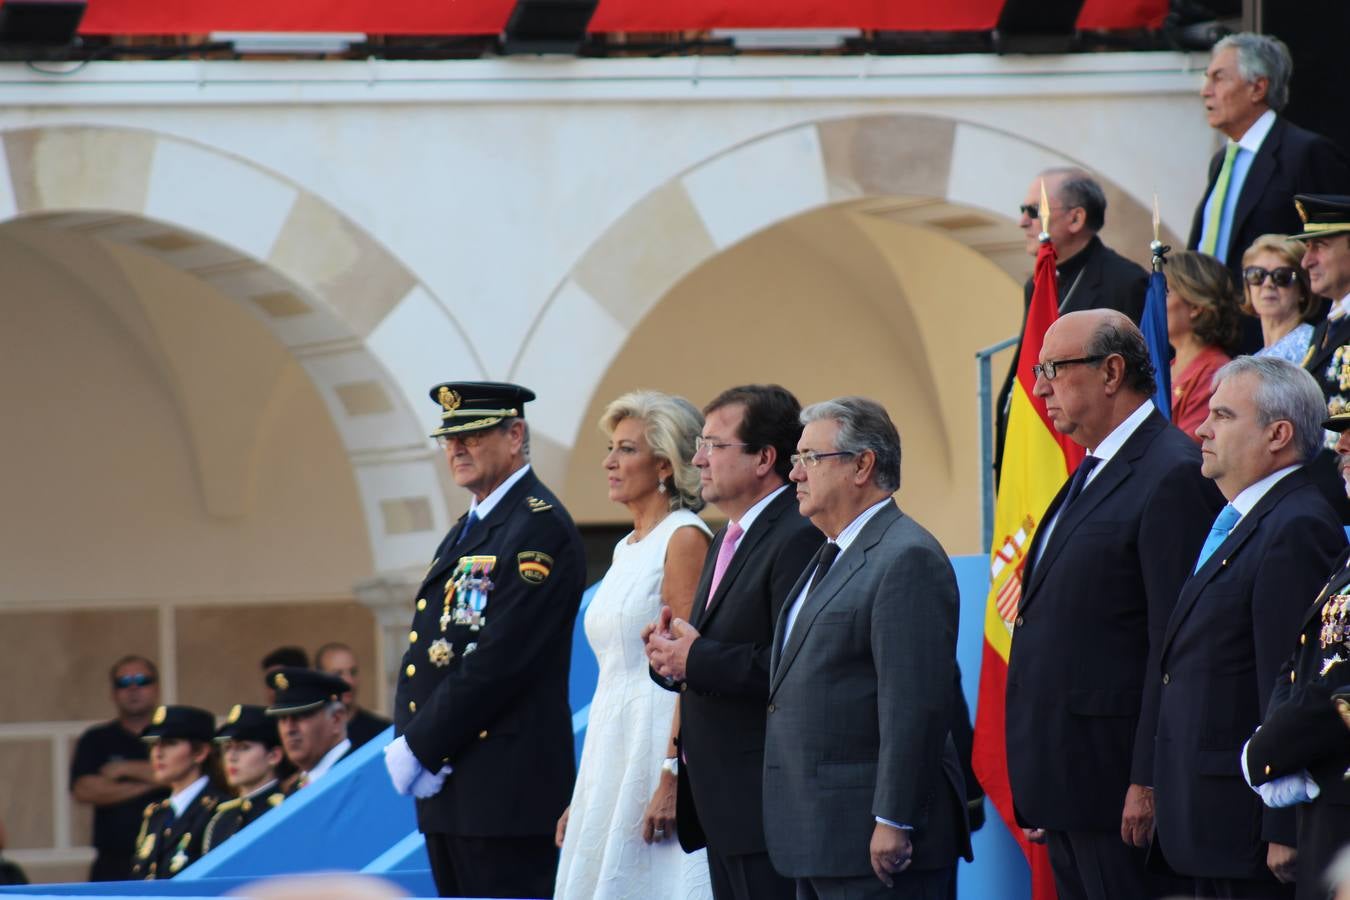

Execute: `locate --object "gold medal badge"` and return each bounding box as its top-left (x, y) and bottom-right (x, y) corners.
top-left (428, 638), bottom-right (455, 667)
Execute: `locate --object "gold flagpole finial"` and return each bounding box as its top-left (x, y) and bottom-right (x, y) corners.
top-left (1150, 191), bottom-right (1169, 271)
top-left (1038, 179), bottom-right (1051, 244)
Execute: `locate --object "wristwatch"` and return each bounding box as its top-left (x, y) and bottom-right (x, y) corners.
top-left (661, 756), bottom-right (679, 777)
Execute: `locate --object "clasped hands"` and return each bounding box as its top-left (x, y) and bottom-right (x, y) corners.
top-left (384, 735), bottom-right (452, 799)
top-left (642, 605), bottom-right (700, 682)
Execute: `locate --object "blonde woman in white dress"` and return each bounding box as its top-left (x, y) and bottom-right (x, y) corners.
top-left (554, 390), bottom-right (714, 900)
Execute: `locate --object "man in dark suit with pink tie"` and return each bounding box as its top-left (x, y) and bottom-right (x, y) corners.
top-left (645, 384), bottom-right (822, 900)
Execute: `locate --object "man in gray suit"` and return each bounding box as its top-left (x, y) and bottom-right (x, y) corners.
top-left (763, 396), bottom-right (971, 899)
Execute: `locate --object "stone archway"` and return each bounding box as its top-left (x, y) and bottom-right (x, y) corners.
top-left (0, 124), bottom-right (482, 576)
top-left (0, 124), bottom-right (488, 718)
top-left (508, 112), bottom-right (1176, 549)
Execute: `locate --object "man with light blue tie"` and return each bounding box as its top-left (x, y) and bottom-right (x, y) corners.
top-left (1188, 34), bottom-right (1350, 297)
top-left (1151, 356), bottom-right (1345, 898)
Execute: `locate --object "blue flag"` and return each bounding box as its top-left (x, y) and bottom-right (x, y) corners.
top-left (1141, 269), bottom-right (1172, 419)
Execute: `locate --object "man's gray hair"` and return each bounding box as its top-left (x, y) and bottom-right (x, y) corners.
top-left (1040, 167), bottom-right (1107, 232)
top-left (1214, 33), bottom-right (1293, 112)
top-left (1211, 356), bottom-right (1325, 462)
top-left (505, 417), bottom-right (531, 461)
top-left (799, 397), bottom-right (901, 493)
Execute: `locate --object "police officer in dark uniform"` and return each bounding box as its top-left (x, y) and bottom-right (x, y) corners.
top-left (1244, 407), bottom-right (1350, 899)
top-left (130, 706), bottom-right (230, 880)
top-left (383, 381), bottom-right (585, 900)
top-left (266, 668), bottom-right (353, 795)
top-left (202, 705), bottom-right (285, 853)
top-left (1297, 195), bottom-right (1350, 522)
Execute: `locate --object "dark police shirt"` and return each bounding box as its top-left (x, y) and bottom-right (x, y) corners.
top-left (69, 721), bottom-right (168, 856)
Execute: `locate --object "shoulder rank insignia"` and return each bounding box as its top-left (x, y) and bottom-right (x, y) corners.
top-left (518, 551), bottom-right (553, 584)
top-left (526, 496), bottom-right (553, 513)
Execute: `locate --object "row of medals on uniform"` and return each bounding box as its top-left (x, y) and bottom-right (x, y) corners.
top-left (427, 556), bottom-right (494, 668)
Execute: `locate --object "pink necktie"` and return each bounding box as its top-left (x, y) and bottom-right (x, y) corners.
top-left (706, 522), bottom-right (743, 607)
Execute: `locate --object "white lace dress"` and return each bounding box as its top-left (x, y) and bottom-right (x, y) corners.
top-left (554, 509), bottom-right (714, 900)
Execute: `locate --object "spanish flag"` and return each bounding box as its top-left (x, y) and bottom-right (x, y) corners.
top-left (972, 202), bottom-right (1084, 900)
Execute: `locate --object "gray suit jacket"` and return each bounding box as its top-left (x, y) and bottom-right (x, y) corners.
top-left (762, 501), bottom-right (971, 879)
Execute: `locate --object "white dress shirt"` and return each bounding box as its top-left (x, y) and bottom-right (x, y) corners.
top-left (168, 774), bottom-right (209, 818)
top-left (302, 738), bottom-right (352, 786)
top-left (780, 497), bottom-right (891, 644)
top-left (1227, 464), bottom-right (1300, 523)
top-left (468, 462), bottom-right (531, 519)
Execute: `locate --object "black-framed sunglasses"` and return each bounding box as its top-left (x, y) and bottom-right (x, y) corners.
top-left (1243, 266), bottom-right (1299, 288)
top-left (113, 673), bottom-right (156, 689)
top-left (1032, 355), bottom-right (1106, 381)
top-left (1018, 203), bottom-right (1068, 220)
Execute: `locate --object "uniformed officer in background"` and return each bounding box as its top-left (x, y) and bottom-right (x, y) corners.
top-left (265, 668), bottom-right (352, 793)
top-left (203, 704), bottom-right (285, 853)
top-left (130, 706), bottom-right (230, 879)
top-left (383, 381), bottom-right (585, 900)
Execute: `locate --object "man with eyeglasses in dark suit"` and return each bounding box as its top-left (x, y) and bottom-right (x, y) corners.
top-left (69, 655), bottom-right (169, 881)
top-left (994, 168), bottom-right (1149, 483)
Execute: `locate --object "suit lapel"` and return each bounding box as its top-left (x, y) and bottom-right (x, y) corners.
top-left (1301, 548), bottom-right (1350, 631)
top-left (1226, 120), bottom-right (1281, 260)
top-left (424, 469), bottom-right (538, 592)
top-left (700, 489), bottom-right (792, 627)
top-left (1063, 245), bottom-right (1104, 314)
top-left (1189, 148), bottom-right (1224, 246)
top-left (769, 503), bottom-right (898, 696)
top-left (687, 528), bottom-right (721, 630)
top-left (1021, 412), bottom-right (1164, 612)
top-left (1305, 316), bottom-right (1350, 374)
top-left (1161, 471), bottom-right (1303, 655)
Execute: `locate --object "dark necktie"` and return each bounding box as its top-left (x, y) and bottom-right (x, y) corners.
top-left (806, 542), bottom-right (841, 596)
top-left (1062, 455), bottom-right (1101, 508)
top-left (455, 510), bottom-right (480, 546)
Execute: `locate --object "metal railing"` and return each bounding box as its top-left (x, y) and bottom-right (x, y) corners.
top-left (976, 335), bottom-right (1018, 553)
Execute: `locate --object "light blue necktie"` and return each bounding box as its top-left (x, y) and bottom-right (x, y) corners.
top-left (1193, 504), bottom-right (1240, 573)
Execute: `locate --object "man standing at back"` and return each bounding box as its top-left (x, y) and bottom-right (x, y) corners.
top-left (1006, 310), bottom-right (1224, 899)
top-left (996, 168), bottom-right (1149, 479)
top-left (315, 642), bottom-right (391, 750)
top-left (1152, 356), bottom-right (1345, 897)
top-left (384, 382), bottom-right (585, 900)
top-left (1189, 34), bottom-right (1350, 273)
top-left (644, 384), bottom-right (822, 900)
top-left (764, 397), bottom-right (970, 898)
top-left (69, 656), bottom-right (168, 881)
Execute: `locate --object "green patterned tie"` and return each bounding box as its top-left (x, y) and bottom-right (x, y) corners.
top-left (1200, 142), bottom-right (1240, 256)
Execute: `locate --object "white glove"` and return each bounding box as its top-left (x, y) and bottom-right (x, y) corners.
top-left (411, 765), bottom-right (453, 799)
top-left (1241, 735), bottom-right (1321, 808)
top-left (383, 735), bottom-right (424, 795)
top-left (1257, 773), bottom-right (1321, 809)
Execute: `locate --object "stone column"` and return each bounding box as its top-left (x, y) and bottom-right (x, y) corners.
top-left (354, 567), bottom-right (425, 718)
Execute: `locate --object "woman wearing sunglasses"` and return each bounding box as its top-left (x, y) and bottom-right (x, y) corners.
top-left (1240, 233), bottom-right (1318, 365)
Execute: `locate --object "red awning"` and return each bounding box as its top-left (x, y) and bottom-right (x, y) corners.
top-left (70, 0), bottom-right (1167, 37)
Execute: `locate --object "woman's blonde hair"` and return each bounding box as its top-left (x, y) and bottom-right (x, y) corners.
top-left (1239, 233), bottom-right (1316, 322)
top-left (599, 390), bottom-right (705, 512)
top-left (1166, 250), bottom-right (1242, 354)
